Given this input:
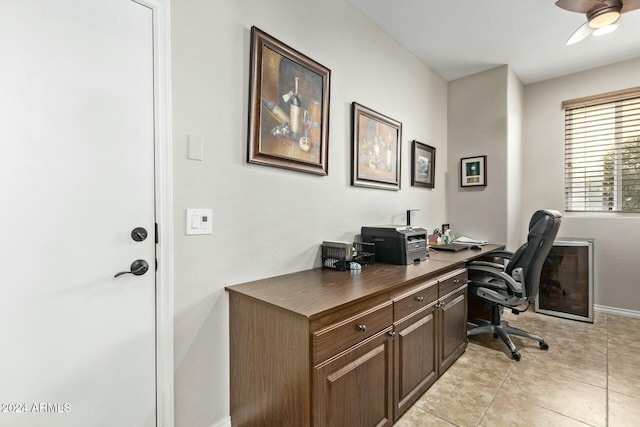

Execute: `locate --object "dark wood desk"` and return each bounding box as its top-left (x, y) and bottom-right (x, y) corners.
top-left (227, 244), bottom-right (503, 427)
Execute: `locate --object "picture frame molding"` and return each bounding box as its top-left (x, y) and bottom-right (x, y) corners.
top-left (411, 140), bottom-right (435, 188)
top-left (460, 155), bottom-right (487, 187)
top-left (247, 26), bottom-right (331, 175)
top-left (351, 102), bottom-right (402, 191)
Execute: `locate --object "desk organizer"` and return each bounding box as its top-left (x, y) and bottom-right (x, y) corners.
top-left (321, 241), bottom-right (375, 270)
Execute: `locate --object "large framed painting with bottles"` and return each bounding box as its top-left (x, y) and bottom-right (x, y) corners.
top-left (351, 102), bottom-right (402, 190)
top-left (247, 26), bottom-right (331, 175)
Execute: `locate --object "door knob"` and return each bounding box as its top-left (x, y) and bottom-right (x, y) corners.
top-left (131, 227), bottom-right (148, 242)
top-left (114, 259), bottom-right (149, 278)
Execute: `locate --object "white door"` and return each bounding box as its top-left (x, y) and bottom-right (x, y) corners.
top-left (0, 1), bottom-right (156, 426)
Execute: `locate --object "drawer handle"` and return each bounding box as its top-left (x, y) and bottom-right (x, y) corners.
top-left (358, 324), bottom-right (367, 333)
top-left (453, 279), bottom-right (459, 284)
top-left (415, 296), bottom-right (424, 302)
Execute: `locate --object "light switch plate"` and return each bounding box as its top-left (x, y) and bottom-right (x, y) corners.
top-left (187, 135), bottom-right (204, 161)
top-left (186, 208), bottom-right (212, 235)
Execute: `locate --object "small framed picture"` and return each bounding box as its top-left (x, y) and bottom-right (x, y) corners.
top-left (411, 141), bottom-right (435, 188)
top-left (460, 155), bottom-right (487, 187)
top-left (351, 102), bottom-right (402, 191)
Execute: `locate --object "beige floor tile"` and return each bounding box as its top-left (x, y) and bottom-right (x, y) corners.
top-left (607, 315), bottom-right (640, 335)
top-left (471, 310), bottom-right (607, 364)
top-left (609, 391), bottom-right (640, 427)
top-left (444, 344), bottom-right (515, 390)
top-left (608, 316), bottom-right (640, 353)
top-left (467, 332), bottom-right (518, 358)
top-left (608, 351), bottom-right (640, 399)
top-left (394, 406), bottom-right (456, 427)
top-left (480, 388), bottom-right (593, 427)
top-left (500, 356), bottom-right (606, 427)
top-left (520, 334), bottom-right (607, 388)
top-left (413, 371), bottom-right (496, 427)
top-left (404, 312), bottom-right (639, 427)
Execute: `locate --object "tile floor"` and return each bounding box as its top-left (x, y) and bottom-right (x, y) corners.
top-left (396, 310), bottom-right (640, 427)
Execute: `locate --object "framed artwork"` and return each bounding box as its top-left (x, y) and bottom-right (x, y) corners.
top-left (351, 102), bottom-right (402, 190)
top-left (460, 155), bottom-right (487, 187)
top-left (247, 26), bottom-right (331, 175)
top-left (411, 141), bottom-right (435, 188)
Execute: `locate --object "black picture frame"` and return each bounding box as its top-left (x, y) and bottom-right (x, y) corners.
top-left (460, 155), bottom-right (487, 187)
top-left (411, 141), bottom-right (435, 188)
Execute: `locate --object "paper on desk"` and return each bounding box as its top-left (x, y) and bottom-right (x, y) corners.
top-left (453, 235), bottom-right (488, 245)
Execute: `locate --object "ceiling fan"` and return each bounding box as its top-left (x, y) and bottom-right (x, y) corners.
top-left (556, 0), bottom-right (640, 45)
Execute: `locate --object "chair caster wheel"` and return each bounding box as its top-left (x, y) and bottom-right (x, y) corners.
top-left (511, 351), bottom-right (521, 361)
top-left (540, 341), bottom-right (549, 351)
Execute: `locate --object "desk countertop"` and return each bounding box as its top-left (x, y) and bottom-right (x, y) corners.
top-left (226, 244), bottom-right (504, 319)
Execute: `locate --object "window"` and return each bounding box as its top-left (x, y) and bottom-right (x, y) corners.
top-left (563, 87), bottom-right (640, 212)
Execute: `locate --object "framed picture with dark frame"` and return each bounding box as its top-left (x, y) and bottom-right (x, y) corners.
top-left (460, 155), bottom-right (487, 187)
top-left (247, 26), bottom-right (331, 175)
top-left (411, 141), bottom-right (435, 188)
top-left (351, 102), bottom-right (402, 190)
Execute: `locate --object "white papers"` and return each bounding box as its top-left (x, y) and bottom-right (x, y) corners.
top-left (453, 235), bottom-right (488, 245)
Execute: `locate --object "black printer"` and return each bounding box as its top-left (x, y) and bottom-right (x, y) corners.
top-left (361, 225), bottom-right (428, 265)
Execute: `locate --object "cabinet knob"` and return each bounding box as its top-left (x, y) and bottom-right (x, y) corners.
top-left (357, 324), bottom-right (367, 333)
top-left (453, 279), bottom-right (459, 284)
top-left (389, 331), bottom-right (397, 339)
top-left (415, 296), bottom-right (424, 302)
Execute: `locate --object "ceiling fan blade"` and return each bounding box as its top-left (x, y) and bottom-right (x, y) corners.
top-left (567, 21), bottom-right (595, 45)
top-left (555, 0), bottom-right (605, 13)
top-left (621, 0), bottom-right (640, 13)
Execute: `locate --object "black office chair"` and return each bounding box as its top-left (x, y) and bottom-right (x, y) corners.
top-left (466, 209), bottom-right (562, 361)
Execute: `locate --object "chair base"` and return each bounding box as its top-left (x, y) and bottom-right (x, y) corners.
top-left (467, 304), bottom-right (548, 361)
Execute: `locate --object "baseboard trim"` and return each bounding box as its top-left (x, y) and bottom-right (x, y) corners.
top-left (594, 304), bottom-right (640, 319)
top-left (209, 416), bottom-right (231, 427)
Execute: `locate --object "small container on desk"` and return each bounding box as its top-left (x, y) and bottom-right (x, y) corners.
top-left (321, 241), bottom-right (375, 271)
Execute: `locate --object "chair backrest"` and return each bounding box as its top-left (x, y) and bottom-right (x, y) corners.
top-left (505, 210), bottom-right (562, 301)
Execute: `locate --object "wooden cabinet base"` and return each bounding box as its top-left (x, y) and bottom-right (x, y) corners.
top-left (314, 328), bottom-right (394, 427)
top-left (229, 293), bottom-right (311, 427)
top-left (227, 245), bottom-right (504, 426)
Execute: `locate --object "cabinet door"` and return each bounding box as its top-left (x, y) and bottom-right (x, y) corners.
top-left (438, 286), bottom-right (468, 373)
top-left (313, 327), bottom-right (393, 427)
top-left (393, 305), bottom-right (437, 419)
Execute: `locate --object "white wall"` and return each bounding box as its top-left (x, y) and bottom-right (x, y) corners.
top-left (506, 69), bottom-right (524, 249)
top-left (523, 57), bottom-right (640, 312)
top-left (447, 66), bottom-right (509, 244)
top-left (171, 0), bottom-right (448, 425)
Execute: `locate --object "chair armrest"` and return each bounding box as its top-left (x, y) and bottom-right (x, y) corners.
top-left (467, 264), bottom-right (523, 296)
top-left (488, 250), bottom-right (514, 260)
top-left (467, 260), bottom-right (505, 270)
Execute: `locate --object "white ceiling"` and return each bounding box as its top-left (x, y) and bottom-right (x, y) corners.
top-left (347, 0), bottom-right (640, 84)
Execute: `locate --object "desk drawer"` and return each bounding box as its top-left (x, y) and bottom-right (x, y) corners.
top-left (313, 302), bottom-right (393, 365)
top-left (438, 269), bottom-right (468, 297)
top-left (393, 280), bottom-right (438, 321)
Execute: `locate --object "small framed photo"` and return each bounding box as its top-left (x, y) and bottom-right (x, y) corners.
top-left (351, 102), bottom-right (402, 191)
top-left (411, 141), bottom-right (435, 188)
top-left (247, 26), bottom-right (331, 175)
top-left (460, 155), bottom-right (487, 187)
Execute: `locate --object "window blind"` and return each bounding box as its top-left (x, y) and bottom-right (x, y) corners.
top-left (563, 88), bottom-right (640, 213)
